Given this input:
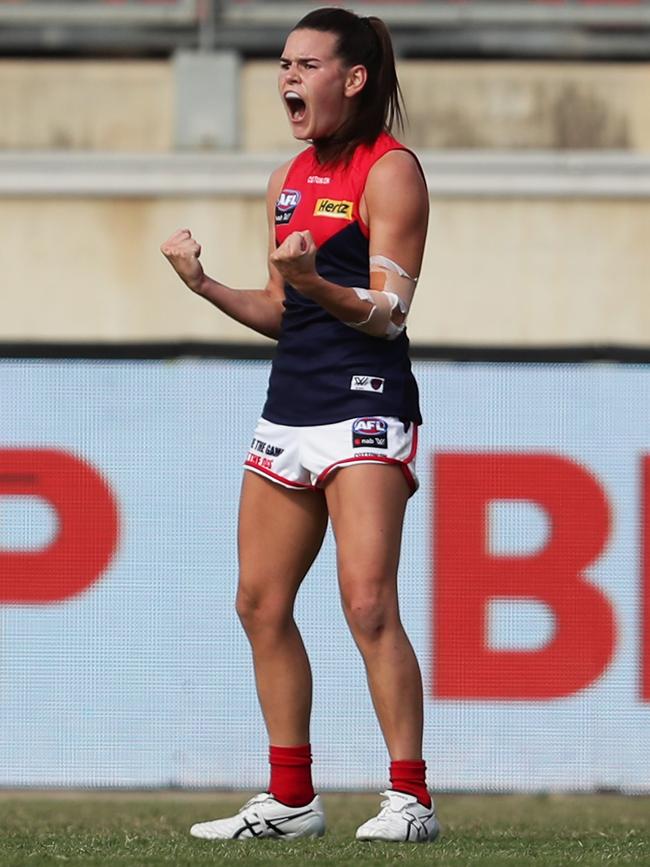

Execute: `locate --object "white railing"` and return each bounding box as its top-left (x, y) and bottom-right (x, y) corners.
top-left (2, 151), bottom-right (650, 198)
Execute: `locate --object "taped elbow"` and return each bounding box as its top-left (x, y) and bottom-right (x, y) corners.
top-left (346, 288), bottom-right (405, 340)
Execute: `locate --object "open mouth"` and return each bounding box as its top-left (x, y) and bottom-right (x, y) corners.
top-left (284, 91), bottom-right (307, 122)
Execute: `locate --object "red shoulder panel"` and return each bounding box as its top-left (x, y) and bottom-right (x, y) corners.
top-left (274, 132), bottom-right (406, 248)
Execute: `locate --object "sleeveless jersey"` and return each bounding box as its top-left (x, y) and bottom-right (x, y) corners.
top-left (262, 131), bottom-right (422, 427)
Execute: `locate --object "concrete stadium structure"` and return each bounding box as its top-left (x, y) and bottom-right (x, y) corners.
top-left (1, 52), bottom-right (649, 347)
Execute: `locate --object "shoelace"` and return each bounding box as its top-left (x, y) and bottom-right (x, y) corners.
top-left (377, 790), bottom-right (416, 817)
top-left (239, 793), bottom-right (270, 814)
top-left (377, 791), bottom-right (398, 817)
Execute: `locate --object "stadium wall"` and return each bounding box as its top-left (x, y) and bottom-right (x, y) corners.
top-left (1, 175), bottom-right (650, 345)
top-left (0, 61), bottom-right (173, 152)
top-left (2, 59), bottom-right (650, 153)
top-left (1, 354), bottom-right (649, 791)
top-left (243, 60), bottom-right (650, 153)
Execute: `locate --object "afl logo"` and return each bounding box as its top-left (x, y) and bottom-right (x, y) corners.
top-left (352, 417), bottom-right (388, 449)
top-left (275, 189), bottom-right (301, 225)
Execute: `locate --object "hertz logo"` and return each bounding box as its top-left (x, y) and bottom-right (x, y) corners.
top-left (313, 198), bottom-right (353, 220)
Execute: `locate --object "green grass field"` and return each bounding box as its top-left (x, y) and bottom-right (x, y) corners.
top-left (1, 791), bottom-right (649, 867)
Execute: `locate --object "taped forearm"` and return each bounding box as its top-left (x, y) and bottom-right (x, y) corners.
top-left (347, 287), bottom-right (403, 339)
top-left (345, 255), bottom-right (418, 340)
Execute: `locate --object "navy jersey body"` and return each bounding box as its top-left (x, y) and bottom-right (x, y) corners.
top-left (262, 132), bottom-right (423, 427)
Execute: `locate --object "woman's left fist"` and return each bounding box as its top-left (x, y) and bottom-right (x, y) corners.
top-left (270, 230), bottom-right (318, 293)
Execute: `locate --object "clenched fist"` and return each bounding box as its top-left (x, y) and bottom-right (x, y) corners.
top-left (270, 230), bottom-right (318, 293)
top-left (160, 228), bottom-right (205, 294)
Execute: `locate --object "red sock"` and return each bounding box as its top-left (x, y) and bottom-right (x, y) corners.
top-left (268, 744), bottom-right (315, 807)
top-left (390, 759), bottom-right (431, 808)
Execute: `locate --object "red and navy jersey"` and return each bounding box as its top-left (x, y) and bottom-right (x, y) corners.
top-left (262, 131), bottom-right (422, 427)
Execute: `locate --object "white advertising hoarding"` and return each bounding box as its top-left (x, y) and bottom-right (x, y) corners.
top-left (0, 358), bottom-right (649, 791)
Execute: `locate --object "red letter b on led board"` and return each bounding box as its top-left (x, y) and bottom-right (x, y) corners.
top-left (433, 453), bottom-right (615, 700)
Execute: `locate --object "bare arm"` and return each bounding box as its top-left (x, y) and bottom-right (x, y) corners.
top-left (270, 149), bottom-right (429, 328)
top-left (160, 162), bottom-right (290, 340)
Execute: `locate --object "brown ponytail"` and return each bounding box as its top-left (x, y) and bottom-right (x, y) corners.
top-left (364, 16), bottom-right (405, 136)
top-left (291, 7), bottom-right (406, 164)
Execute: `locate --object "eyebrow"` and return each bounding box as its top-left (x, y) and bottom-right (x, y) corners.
top-left (279, 56), bottom-right (322, 64)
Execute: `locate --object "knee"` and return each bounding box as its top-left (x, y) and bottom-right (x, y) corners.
top-left (235, 585), bottom-right (290, 637)
top-left (342, 590), bottom-right (396, 644)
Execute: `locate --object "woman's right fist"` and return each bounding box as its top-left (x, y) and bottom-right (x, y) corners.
top-left (160, 228), bottom-right (205, 293)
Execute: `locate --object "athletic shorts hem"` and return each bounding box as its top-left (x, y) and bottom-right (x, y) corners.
top-left (316, 456), bottom-right (418, 495)
top-left (243, 461), bottom-right (314, 490)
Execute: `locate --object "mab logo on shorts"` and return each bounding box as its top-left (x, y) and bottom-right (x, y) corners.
top-left (275, 189), bottom-right (301, 224)
top-left (313, 198), bottom-right (353, 220)
top-left (352, 417), bottom-right (388, 449)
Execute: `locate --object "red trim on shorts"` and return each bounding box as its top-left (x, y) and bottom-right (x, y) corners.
top-left (399, 462), bottom-right (418, 496)
top-left (406, 423), bottom-right (419, 463)
top-left (316, 424), bottom-right (419, 495)
top-left (244, 461), bottom-right (313, 490)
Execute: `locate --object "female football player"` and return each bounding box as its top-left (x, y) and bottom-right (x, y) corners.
top-left (161, 6), bottom-right (437, 844)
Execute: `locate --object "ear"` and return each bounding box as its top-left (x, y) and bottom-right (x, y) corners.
top-left (344, 64), bottom-right (367, 98)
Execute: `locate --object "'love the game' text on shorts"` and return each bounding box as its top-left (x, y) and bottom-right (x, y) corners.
top-left (244, 416), bottom-right (419, 495)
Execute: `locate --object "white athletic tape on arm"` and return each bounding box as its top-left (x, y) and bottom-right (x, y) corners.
top-left (346, 287), bottom-right (402, 339)
top-left (370, 255), bottom-right (416, 280)
top-left (369, 255), bottom-right (418, 319)
top-left (345, 255), bottom-right (418, 340)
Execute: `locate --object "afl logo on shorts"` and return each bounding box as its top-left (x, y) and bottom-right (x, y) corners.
top-left (275, 189), bottom-right (301, 225)
top-left (352, 417), bottom-right (388, 449)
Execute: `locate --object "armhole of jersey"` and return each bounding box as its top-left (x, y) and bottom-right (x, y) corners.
top-left (278, 155), bottom-right (297, 190)
top-left (405, 147), bottom-right (428, 191)
top-left (358, 211), bottom-right (370, 239)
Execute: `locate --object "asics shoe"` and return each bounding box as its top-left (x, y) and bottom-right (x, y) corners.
top-left (355, 789), bottom-right (439, 843)
top-left (190, 792), bottom-right (325, 840)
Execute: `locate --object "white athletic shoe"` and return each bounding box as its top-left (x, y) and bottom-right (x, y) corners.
top-left (190, 792), bottom-right (325, 840)
top-left (355, 789), bottom-right (439, 843)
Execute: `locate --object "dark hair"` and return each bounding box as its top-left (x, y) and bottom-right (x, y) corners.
top-left (292, 6), bottom-right (405, 164)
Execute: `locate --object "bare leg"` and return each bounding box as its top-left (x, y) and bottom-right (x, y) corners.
top-left (325, 465), bottom-right (424, 760)
top-left (236, 471), bottom-right (328, 746)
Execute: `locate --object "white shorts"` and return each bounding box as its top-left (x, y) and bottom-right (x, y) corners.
top-left (244, 416), bottom-right (419, 495)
